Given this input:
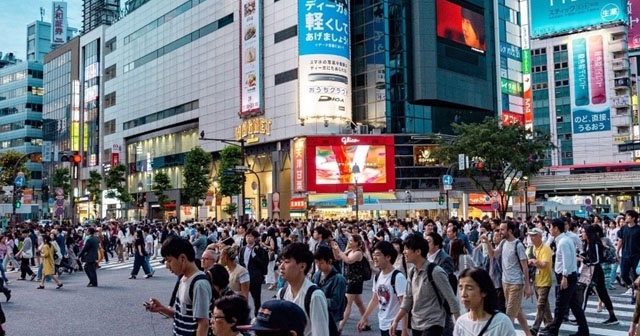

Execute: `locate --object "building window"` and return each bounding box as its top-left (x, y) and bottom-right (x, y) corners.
top-left (105, 38), bottom-right (117, 55)
top-left (274, 25), bottom-right (297, 43)
top-left (274, 69), bottom-right (298, 85)
top-left (104, 92), bottom-right (117, 108)
top-left (104, 119), bottom-right (116, 135)
top-left (104, 64), bottom-right (116, 81)
top-left (618, 126), bottom-right (630, 134)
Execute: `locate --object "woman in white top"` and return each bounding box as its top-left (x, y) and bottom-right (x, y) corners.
top-left (454, 267), bottom-right (516, 336)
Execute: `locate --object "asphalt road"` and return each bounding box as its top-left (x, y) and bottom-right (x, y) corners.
top-left (0, 259), bottom-right (633, 336)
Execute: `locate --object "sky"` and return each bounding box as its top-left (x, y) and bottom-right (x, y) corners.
top-left (0, 0), bottom-right (83, 61)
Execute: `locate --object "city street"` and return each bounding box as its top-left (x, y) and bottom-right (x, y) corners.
top-left (1, 258), bottom-right (634, 336)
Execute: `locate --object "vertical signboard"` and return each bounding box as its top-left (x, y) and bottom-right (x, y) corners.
top-left (630, 0), bottom-right (640, 49)
top-left (530, 0), bottom-right (628, 38)
top-left (521, 0), bottom-right (532, 130)
top-left (51, 2), bottom-right (67, 46)
top-left (71, 80), bottom-right (81, 151)
top-left (298, 0), bottom-right (351, 122)
top-left (292, 137), bottom-right (307, 192)
top-left (42, 141), bottom-right (52, 162)
top-left (111, 144), bottom-right (120, 167)
top-left (239, 0), bottom-right (262, 118)
top-left (569, 32), bottom-right (611, 134)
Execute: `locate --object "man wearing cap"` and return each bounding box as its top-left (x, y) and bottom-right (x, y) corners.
top-left (238, 300), bottom-right (307, 336)
top-left (527, 228), bottom-right (553, 336)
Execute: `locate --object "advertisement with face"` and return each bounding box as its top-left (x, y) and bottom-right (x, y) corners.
top-left (436, 0), bottom-right (486, 52)
top-left (298, 0), bottom-right (351, 122)
top-left (530, 0), bottom-right (627, 38)
top-left (239, 0), bottom-right (262, 118)
top-left (568, 31), bottom-right (611, 134)
top-left (305, 136), bottom-right (395, 193)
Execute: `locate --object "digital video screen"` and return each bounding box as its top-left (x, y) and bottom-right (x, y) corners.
top-left (436, 0), bottom-right (486, 52)
top-left (314, 145), bottom-right (388, 185)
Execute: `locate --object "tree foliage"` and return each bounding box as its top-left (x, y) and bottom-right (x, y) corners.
top-left (183, 146), bottom-right (212, 207)
top-left (433, 117), bottom-right (553, 218)
top-left (152, 171), bottom-right (172, 215)
top-left (223, 202), bottom-right (238, 217)
top-left (104, 164), bottom-right (132, 204)
top-left (52, 168), bottom-right (71, 197)
top-left (217, 146), bottom-right (243, 198)
top-left (0, 150), bottom-right (30, 187)
top-left (87, 170), bottom-right (102, 216)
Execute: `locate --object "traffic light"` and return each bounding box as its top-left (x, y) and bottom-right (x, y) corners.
top-left (261, 197), bottom-right (267, 208)
top-left (14, 187), bottom-right (23, 209)
top-left (438, 196), bottom-right (444, 206)
top-left (60, 151), bottom-right (82, 164)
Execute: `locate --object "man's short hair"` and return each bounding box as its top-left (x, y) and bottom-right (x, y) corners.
top-left (161, 236), bottom-right (195, 261)
top-left (373, 241), bottom-right (397, 264)
top-left (248, 230), bottom-right (260, 238)
top-left (627, 210), bottom-right (639, 221)
top-left (403, 233), bottom-right (428, 258)
top-left (313, 226), bottom-right (331, 240)
top-left (551, 219), bottom-right (565, 233)
top-left (280, 243), bottom-right (313, 275)
top-left (313, 245), bottom-right (334, 262)
top-left (427, 232), bottom-right (444, 249)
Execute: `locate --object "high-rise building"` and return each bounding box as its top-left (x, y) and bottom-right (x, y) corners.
top-left (82, 0), bottom-right (119, 34)
top-left (26, 20), bottom-right (77, 63)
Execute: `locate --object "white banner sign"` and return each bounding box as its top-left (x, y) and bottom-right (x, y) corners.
top-left (52, 2), bottom-right (67, 46)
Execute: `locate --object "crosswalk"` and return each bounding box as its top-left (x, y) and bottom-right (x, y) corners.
top-left (515, 289), bottom-right (633, 336)
top-left (5, 256), bottom-right (168, 275)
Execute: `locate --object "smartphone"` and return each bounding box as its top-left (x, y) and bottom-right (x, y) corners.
top-left (143, 301), bottom-right (151, 310)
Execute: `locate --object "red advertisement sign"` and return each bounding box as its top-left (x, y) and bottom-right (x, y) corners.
top-left (305, 135), bottom-right (396, 193)
top-left (292, 138), bottom-right (307, 192)
top-left (290, 197), bottom-right (307, 211)
top-left (111, 153), bottom-right (120, 167)
top-left (502, 111), bottom-right (524, 125)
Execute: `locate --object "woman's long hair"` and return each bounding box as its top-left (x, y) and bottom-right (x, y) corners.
top-left (350, 233), bottom-right (365, 253)
top-left (459, 267), bottom-right (498, 314)
top-left (449, 238), bottom-right (465, 269)
top-left (42, 234), bottom-right (52, 247)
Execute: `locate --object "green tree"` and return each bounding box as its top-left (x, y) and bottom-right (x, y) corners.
top-left (0, 150), bottom-right (31, 188)
top-left (182, 146), bottom-right (212, 207)
top-left (434, 117), bottom-right (553, 218)
top-left (217, 146), bottom-right (243, 198)
top-left (152, 171), bottom-right (172, 217)
top-left (104, 164), bottom-right (132, 205)
top-left (52, 168), bottom-right (71, 197)
top-left (87, 170), bottom-right (102, 217)
top-left (222, 203), bottom-right (238, 217)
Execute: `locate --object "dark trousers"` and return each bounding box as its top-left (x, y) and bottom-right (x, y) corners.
top-left (583, 264), bottom-right (615, 314)
top-left (84, 261), bottom-right (98, 286)
top-left (249, 276), bottom-right (263, 316)
top-left (380, 329), bottom-right (402, 336)
top-left (547, 272), bottom-right (589, 336)
top-left (19, 258), bottom-right (34, 278)
top-left (131, 254), bottom-right (150, 276)
top-left (620, 255), bottom-right (640, 287)
top-left (412, 325), bottom-right (443, 336)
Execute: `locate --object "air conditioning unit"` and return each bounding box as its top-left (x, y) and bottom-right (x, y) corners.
top-left (357, 125), bottom-right (369, 134)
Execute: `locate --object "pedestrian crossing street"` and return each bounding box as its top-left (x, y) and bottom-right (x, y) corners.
top-left (515, 289), bottom-right (633, 336)
top-left (5, 256), bottom-right (168, 274)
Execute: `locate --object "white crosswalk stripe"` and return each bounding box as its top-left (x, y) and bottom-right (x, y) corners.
top-left (514, 289), bottom-right (633, 336)
top-left (4, 257), bottom-right (167, 274)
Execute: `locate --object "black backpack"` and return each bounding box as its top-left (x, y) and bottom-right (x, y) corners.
top-left (425, 263), bottom-right (454, 315)
top-left (278, 285), bottom-right (340, 336)
top-left (374, 269), bottom-right (401, 295)
top-left (361, 257), bottom-right (372, 281)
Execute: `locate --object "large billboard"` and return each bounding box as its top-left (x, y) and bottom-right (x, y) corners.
top-left (630, 0), bottom-right (640, 49)
top-left (239, 0), bottom-right (263, 118)
top-left (305, 136), bottom-right (395, 193)
top-left (568, 31), bottom-right (612, 134)
top-left (298, 0), bottom-right (351, 122)
top-left (530, 0), bottom-right (628, 38)
top-left (51, 2), bottom-right (67, 46)
top-left (436, 0), bottom-right (486, 52)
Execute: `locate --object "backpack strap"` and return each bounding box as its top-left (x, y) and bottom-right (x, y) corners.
top-left (426, 263), bottom-right (443, 307)
top-left (278, 285), bottom-right (287, 300)
top-left (181, 274), bottom-right (210, 306)
top-left (374, 269), bottom-right (401, 296)
top-left (477, 312), bottom-right (497, 336)
top-left (169, 275), bottom-right (184, 307)
top-left (304, 285), bottom-right (320, 316)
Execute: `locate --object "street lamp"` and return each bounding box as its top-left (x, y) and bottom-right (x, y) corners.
top-left (200, 131), bottom-right (247, 224)
top-left (352, 163), bottom-right (361, 222)
top-left (137, 182), bottom-right (143, 222)
top-left (523, 176), bottom-right (530, 219)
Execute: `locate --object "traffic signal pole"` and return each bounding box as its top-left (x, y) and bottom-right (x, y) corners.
top-left (11, 152), bottom-right (37, 226)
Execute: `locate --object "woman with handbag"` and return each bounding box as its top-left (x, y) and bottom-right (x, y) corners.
top-left (579, 224), bottom-right (619, 325)
top-left (37, 235), bottom-right (63, 289)
top-left (331, 233), bottom-right (370, 332)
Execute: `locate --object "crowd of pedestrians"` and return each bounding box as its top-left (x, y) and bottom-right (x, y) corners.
top-left (4, 209), bottom-right (640, 336)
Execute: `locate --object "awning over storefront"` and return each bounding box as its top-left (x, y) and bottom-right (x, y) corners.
top-left (470, 205), bottom-right (497, 212)
top-left (308, 193), bottom-right (396, 208)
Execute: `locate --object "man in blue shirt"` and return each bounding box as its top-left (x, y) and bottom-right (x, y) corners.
top-left (542, 219), bottom-right (588, 336)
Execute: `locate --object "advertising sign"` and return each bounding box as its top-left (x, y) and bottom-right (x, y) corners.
top-left (305, 136), bottom-right (395, 193)
top-left (292, 138), bottom-right (307, 192)
top-left (436, 0), bottom-right (486, 52)
top-left (72, 80), bottom-right (81, 151)
top-left (502, 110), bottom-right (525, 125)
top-left (239, 0), bottom-right (262, 118)
top-left (298, 0), bottom-right (351, 122)
top-left (630, 0), bottom-right (640, 49)
top-left (413, 145), bottom-right (440, 166)
top-left (501, 78), bottom-right (522, 96)
top-left (51, 2), bottom-right (67, 46)
top-left (530, 0), bottom-right (628, 38)
top-left (569, 32), bottom-right (611, 134)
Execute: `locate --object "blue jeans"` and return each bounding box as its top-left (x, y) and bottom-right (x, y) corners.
top-left (608, 262), bottom-right (619, 286)
top-left (131, 253), bottom-right (151, 276)
top-left (0, 259), bottom-right (7, 282)
top-left (144, 255), bottom-right (154, 273)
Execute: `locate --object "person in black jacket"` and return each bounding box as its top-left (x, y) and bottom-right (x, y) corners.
top-left (78, 227), bottom-right (99, 287)
top-left (238, 230), bottom-right (268, 316)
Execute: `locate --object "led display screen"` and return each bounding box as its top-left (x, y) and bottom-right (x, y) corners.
top-left (530, 0), bottom-right (627, 38)
top-left (436, 0), bottom-right (486, 52)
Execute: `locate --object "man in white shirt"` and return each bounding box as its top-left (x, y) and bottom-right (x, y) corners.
top-left (278, 243), bottom-right (330, 336)
top-left (359, 241), bottom-right (408, 336)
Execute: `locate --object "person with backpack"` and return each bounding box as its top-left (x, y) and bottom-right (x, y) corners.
top-left (147, 236), bottom-right (212, 336)
top-left (278, 242), bottom-right (330, 336)
top-left (453, 267), bottom-right (516, 335)
top-left (426, 232), bottom-right (457, 336)
top-left (359, 241), bottom-right (408, 336)
top-left (390, 233), bottom-right (460, 336)
top-left (331, 233), bottom-right (370, 332)
top-left (312, 246), bottom-right (347, 326)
